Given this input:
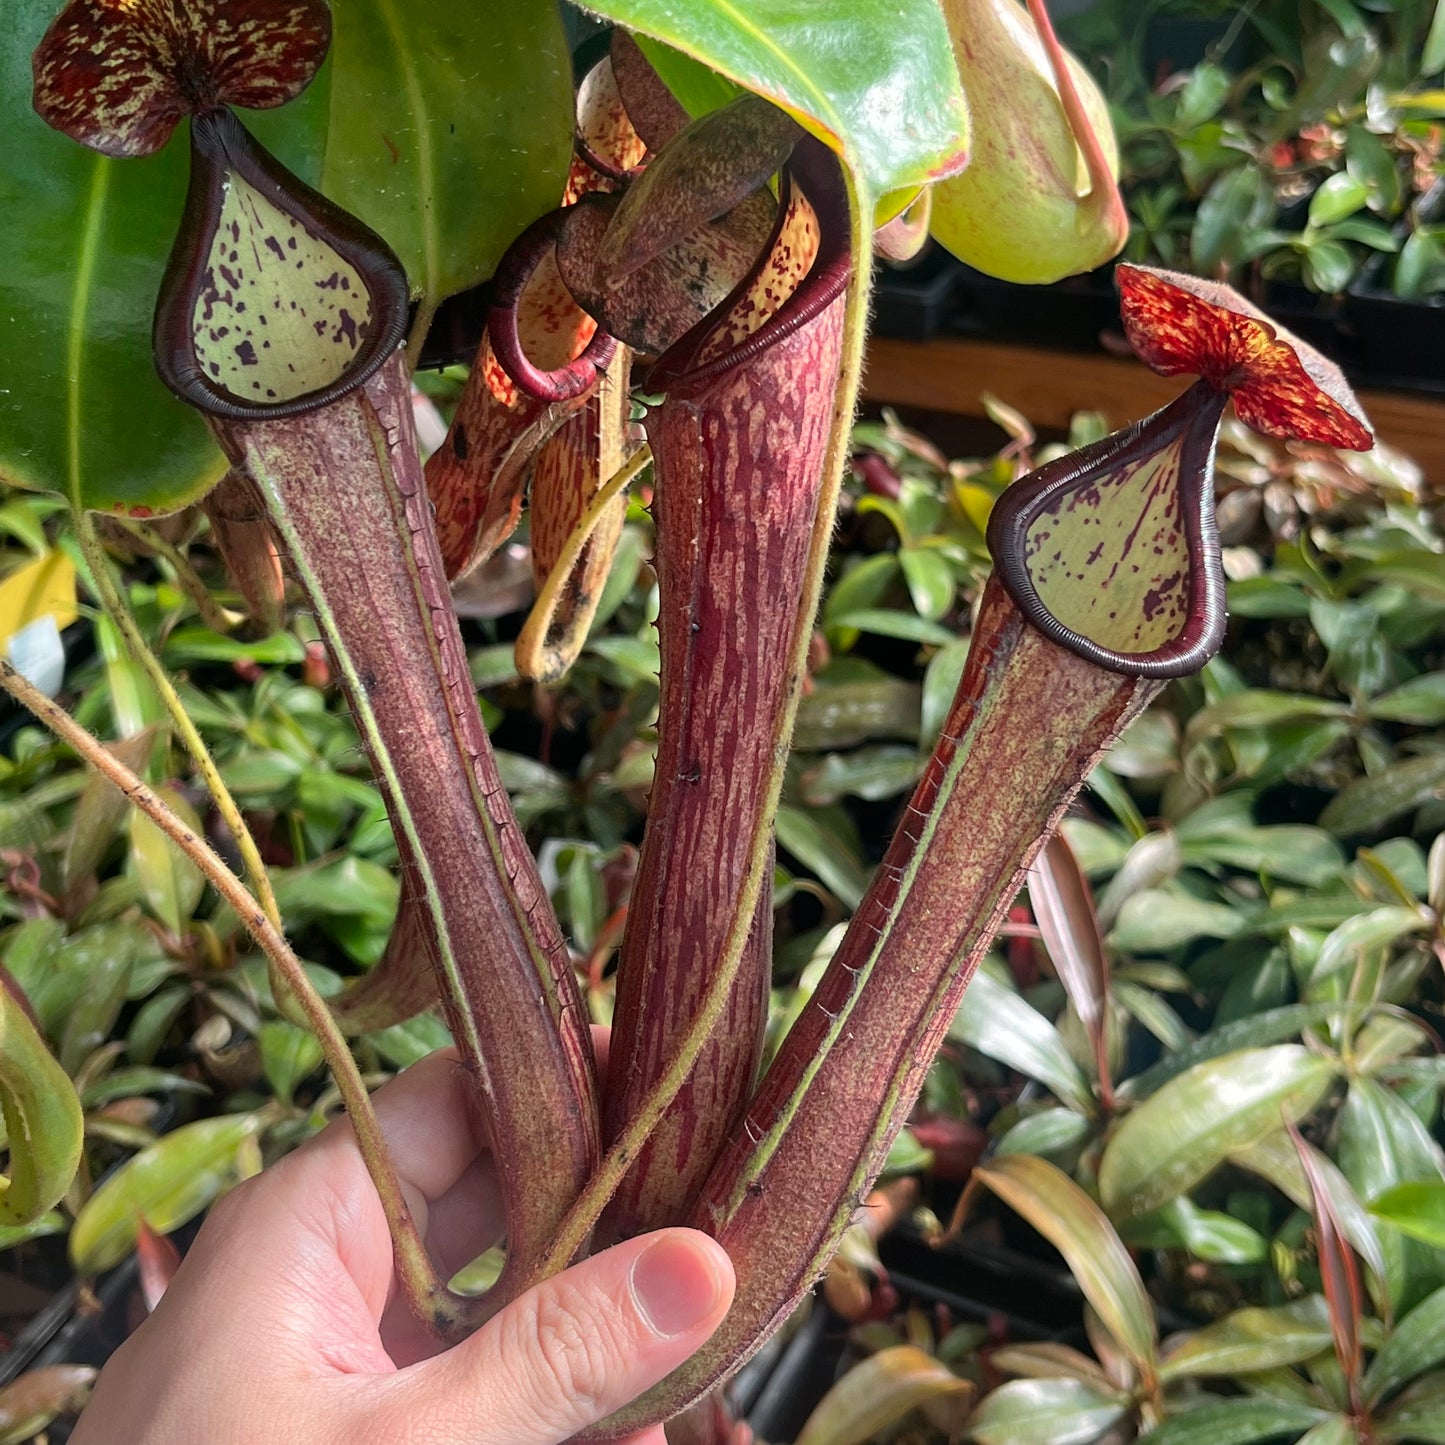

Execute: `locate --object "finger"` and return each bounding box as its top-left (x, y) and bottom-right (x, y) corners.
top-left (380, 1228), bottom-right (734, 1445)
top-left (299, 1048), bottom-right (484, 1204)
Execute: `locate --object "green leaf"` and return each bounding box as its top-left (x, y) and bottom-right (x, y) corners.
top-left (799, 746), bottom-right (923, 806)
top-left (1108, 889), bottom-right (1246, 951)
top-left (2, 0), bottom-right (572, 514)
top-left (1372, 1182), bottom-right (1445, 1251)
top-left (69, 1112), bottom-right (266, 1274)
top-left (259, 1020), bottom-right (325, 1107)
top-left (793, 679), bottom-right (922, 751)
top-left (794, 1345), bottom-right (971, 1445)
top-left (775, 805), bottom-right (870, 909)
top-left (899, 548), bottom-right (955, 622)
top-left (320, 0), bottom-right (572, 310)
top-left (58, 943), bottom-right (133, 1076)
top-left (1309, 906), bottom-right (1430, 988)
top-left (1320, 753), bottom-right (1445, 834)
top-left (1292, 1418), bottom-right (1354, 1445)
top-left (975, 1154), bottom-right (1157, 1372)
top-left (0, 988), bottom-right (84, 1227)
top-left (825, 609), bottom-right (957, 647)
top-left (580, 0), bottom-right (969, 201)
top-left (1309, 173), bottom-right (1369, 227)
top-left (1099, 1047), bottom-right (1335, 1220)
top-left (1121, 1196), bottom-right (1268, 1265)
top-left (1158, 1297), bottom-right (1334, 1381)
top-left (995, 1107), bottom-right (1094, 1160)
top-left (1378, 1371), bottom-right (1445, 1443)
top-left (127, 794), bottom-right (205, 937)
top-left (1371, 674), bottom-right (1445, 725)
top-left (1175, 826), bottom-right (1344, 888)
top-left (949, 967), bottom-right (1095, 1115)
top-left (1365, 1285), bottom-right (1445, 1404)
top-left (969, 1376), bottom-right (1129, 1445)
top-left (366, 1011), bottom-right (452, 1069)
top-left (1186, 692), bottom-right (1349, 738)
top-left (1137, 1400), bottom-right (1328, 1445)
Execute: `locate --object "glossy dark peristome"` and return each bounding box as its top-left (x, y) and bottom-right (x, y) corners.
top-left (153, 108), bottom-right (409, 422)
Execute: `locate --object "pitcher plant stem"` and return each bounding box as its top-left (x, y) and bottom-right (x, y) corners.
top-left (74, 511), bottom-right (283, 934)
top-left (0, 657), bottom-right (463, 1334)
top-left (541, 181), bottom-right (876, 1275)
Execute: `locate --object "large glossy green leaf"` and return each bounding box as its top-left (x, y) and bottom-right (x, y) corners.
top-left (974, 1154), bottom-right (1157, 1373)
top-left (969, 1378), bottom-right (1130, 1445)
top-left (0, 987), bottom-right (84, 1227)
top-left (320, 0), bottom-right (572, 310)
top-left (1098, 1046), bottom-right (1336, 1220)
top-left (2, 0), bottom-right (571, 514)
top-left (580, 0), bottom-right (970, 202)
top-left (69, 1111), bottom-right (266, 1273)
top-left (1157, 1297), bottom-right (1334, 1382)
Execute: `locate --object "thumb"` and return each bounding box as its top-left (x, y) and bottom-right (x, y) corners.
top-left (391, 1229), bottom-right (734, 1445)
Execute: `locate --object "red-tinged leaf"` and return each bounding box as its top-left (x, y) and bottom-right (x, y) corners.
top-left (1115, 265), bottom-right (1373, 452)
top-left (1030, 833), bottom-right (1109, 1033)
top-left (32, 0), bottom-right (331, 158)
top-left (134, 1215), bottom-right (182, 1312)
top-left (1031, 832), bottom-right (1113, 1103)
top-left (1288, 1122), bottom-right (1366, 1402)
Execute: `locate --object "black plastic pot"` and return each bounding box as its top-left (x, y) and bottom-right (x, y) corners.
top-left (1346, 259), bottom-right (1445, 393)
top-left (952, 262), bottom-right (1122, 354)
top-left (873, 245), bottom-right (967, 343)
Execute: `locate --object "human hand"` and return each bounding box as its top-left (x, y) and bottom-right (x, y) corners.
top-left (70, 1041), bottom-right (734, 1445)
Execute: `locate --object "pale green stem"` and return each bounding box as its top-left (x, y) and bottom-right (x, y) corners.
top-left (0, 659), bottom-right (460, 1332)
top-left (74, 512), bottom-right (282, 935)
top-left (108, 515), bottom-right (243, 635)
top-left (540, 180), bottom-right (877, 1274)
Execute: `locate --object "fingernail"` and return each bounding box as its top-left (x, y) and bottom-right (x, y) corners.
top-left (629, 1233), bottom-right (724, 1338)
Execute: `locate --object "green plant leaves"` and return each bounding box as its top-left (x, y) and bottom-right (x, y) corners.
top-left (69, 1111), bottom-right (267, 1273)
top-left (1372, 1182), bottom-right (1445, 1250)
top-left (1098, 1046), bottom-right (1336, 1220)
top-left (0, 986), bottom-right (84, 1226)
top-left (320, 0), bottom-right (572, 313)
top-left (794, 1345), bottom-right (972, 1445)
top-left (1, 0), bottom-right (572, 514)
top-left (1137, 1399), bottom-right (1330, 1445)
top-left (579, 0), bottom-right (970, 203)
top-left (969, 1376), bottom-right (1130, 1445)
top-left (973, 1154), bottom-right (1157, 1372)
top-left (950, 966), bottom-right (1094, 1115)
top-left (1157, 1297), bottom-right (1334, 1381)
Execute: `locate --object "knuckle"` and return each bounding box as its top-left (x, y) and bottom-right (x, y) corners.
top-left (517, 1288), bottom-right (627, 1423)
